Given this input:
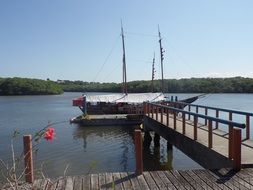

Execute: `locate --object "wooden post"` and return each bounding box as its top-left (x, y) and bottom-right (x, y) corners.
top-left (167, 141), bottom-right (172, 150)
top-left (167, 109), bottom-right (169, 126)
top-left (161, 106), bottom-right (164, 124)
top-left (229, 112), bottom-right (232, 121)
top-left (205, 108), bottom-right (208, 125)
top-left (152, 105), bottom-right (154, 118)
top-left (246, 115), bottom-right (250, 140)
top-left (208, 120), bottom-right (213, 148)
top-left (143, 102), bottom-right (147, 115)
top-left (233, 128), bottom-right (241, 171)
top-left (173, 111), bottom-right (177, 130)
top-left (147, 103), bottom-right (150, 117)
top-left (23, 135), bottom-right (34, 183)
top-left (196, 106), bottom-right (198, 114)
top-left (143, 131), bottom-right (152, 148)
top-left (228, 125), bottom-right (233, 159)
top-left (194, 116), bottom-right (198, 140)
top-left (154, 133), bottom-right (160, 147)
top-left (215, 110), bottom-right (219, 129)
top-left (188, 106), bottom-right (191, 120)
top-left (228, 112), bottom-right (233, 159)
top-left (156, 106), bottom-right (158, 120)
top-left (182, 113), bottom-right (186, 135)
top-left (134, 130), bottom-right (143, 174)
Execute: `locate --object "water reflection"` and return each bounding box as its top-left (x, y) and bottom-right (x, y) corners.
top-left (72, 125), bottom-right (174, 172)
top-left (72, 124), bottom-right (137, 172)
top-left (143, 140), bottom-right (173, 171)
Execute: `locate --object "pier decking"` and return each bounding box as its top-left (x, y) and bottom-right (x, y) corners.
top-left (32, 168), bottom-right (253, 190)
top-left (143, 102), bottom-right (253, 169)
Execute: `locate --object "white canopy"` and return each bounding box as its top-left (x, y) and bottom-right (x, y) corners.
top-left (84, 93), bottom-right (165, 104)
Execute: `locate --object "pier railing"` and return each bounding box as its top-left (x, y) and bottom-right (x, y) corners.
top-left (144, 102), bottom-right (246, 170)
top-left (164, 101), bottom-right (252, 140)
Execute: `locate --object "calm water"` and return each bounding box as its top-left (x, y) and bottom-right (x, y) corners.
top-left (0, 93), bottom-right (252, 179)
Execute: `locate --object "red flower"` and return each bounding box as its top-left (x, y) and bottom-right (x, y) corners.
top-left (44, 127), bottom-right (55, 141)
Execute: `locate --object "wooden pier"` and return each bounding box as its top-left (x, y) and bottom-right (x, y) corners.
top-left (32, 168), bottom-right (253, 190)
top-left (13, 101), bottom-right (253, 189)
top-left (143, 102), bottom-right (253, 170)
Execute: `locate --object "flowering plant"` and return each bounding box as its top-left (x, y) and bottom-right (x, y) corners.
top-left (44, 127), bottom-right (55, 141)
top-left (0, 122), bottom-right (57, 189)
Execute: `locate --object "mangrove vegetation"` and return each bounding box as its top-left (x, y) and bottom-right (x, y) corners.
top-left (60, 77), bottom-right (253, 93)
top-left (0, 77), bottom-right (63, 95)
top-left (1, 77), bottom-right (253, 95)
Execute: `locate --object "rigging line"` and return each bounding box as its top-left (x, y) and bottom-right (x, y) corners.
top-left (92, 35), bottom-right (121, 82)
top-left (125, 31), bottom-right (158, 38)
top-left (101, 62), bottom-right (121, 82)
top-left (162, 37), bottom-right (194, 71)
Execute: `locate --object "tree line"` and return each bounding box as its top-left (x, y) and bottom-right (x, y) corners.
top-left (61, 77), bottom-right (253, 93)
top-left (0, 77), bottom-right (63, 95)
top-left (1, 77), bottom-right (253, 95)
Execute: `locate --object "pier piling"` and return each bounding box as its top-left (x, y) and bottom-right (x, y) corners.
top-left (134, 130), bottom-right (143, 175)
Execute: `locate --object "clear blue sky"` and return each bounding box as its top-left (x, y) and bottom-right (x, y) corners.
top-left (0, 0), bottom-right (253, 83)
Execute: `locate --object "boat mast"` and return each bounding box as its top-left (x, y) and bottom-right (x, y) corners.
top-left (151, 52), bottom-right (155, 92)
top-left (121, 22), bottom-right (127, 94)
top-left (158, 25), bottom-right (165, 93)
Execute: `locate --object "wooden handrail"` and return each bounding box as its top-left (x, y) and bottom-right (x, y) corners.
top-left (166, 101), bottom-right (253, 116)
top-left (147, 102), bottom-right (246, 129)
top-left (145, 102), bottom-right (244, 169)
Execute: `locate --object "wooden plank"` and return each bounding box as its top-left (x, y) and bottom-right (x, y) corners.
top-left (98, 173), bottom-right (106, 190)
top-left (137, 174), bottom-right (150, 190)
top-left (105, 173), bottom-right (114, 190)
top-left (223, 168), bottom-right (253, 188)
top-left (56, 177), bottom-right (66, 190)
top-left (195, 170), bottom-right (230, 190)
top-left (164, 171), bottom-right (187, 190)
top-left (178, 170), bottom-right (205, 190)
top-left (90, 174), bottom-right (99, 190)
top-left (127, 172), bottom-right (141, 190)
top-left (156, 171), bottom-right (177, 190)
top-left (65, 177), bottom-right (74, 190)
top-left (142, 172), bottom-right (159, 190)
top-left (185, 170), bottom-right (217, 190)
top-left (149, 171), bottom-right (168, 190)
top-left (207, 169), bottom-right (242, 190)
top-left (170, 170), bottom-right (192, 190)
top-left (240, 168), bottom-right (253, 178)
top-left (82, 175), bottom-right (90, 190)
top-left (73, 176), bottom-right (82, 190)
top-left (120, 172), bottom-right (133, 190)
top-left (219, 168), bottom-right (251, 190)
top-left (112, 172), bottom-right (124, 190)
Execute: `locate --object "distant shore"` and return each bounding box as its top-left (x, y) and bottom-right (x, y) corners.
top-left (1, 76), bottom-right (253, 95)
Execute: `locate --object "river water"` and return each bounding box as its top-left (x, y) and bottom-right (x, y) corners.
top-left (0, 93), bottom-right (252, 180)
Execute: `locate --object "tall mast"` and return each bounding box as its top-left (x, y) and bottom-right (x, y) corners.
top-left (151, 52), bottom-right (155, 92)
top-left (158, 25), bottom-right (165, 93)
top-left (121, 22), bottom-right (127, 94)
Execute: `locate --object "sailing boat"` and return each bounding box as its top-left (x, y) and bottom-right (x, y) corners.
top-left (72, 25), bottom-right (201, 115)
